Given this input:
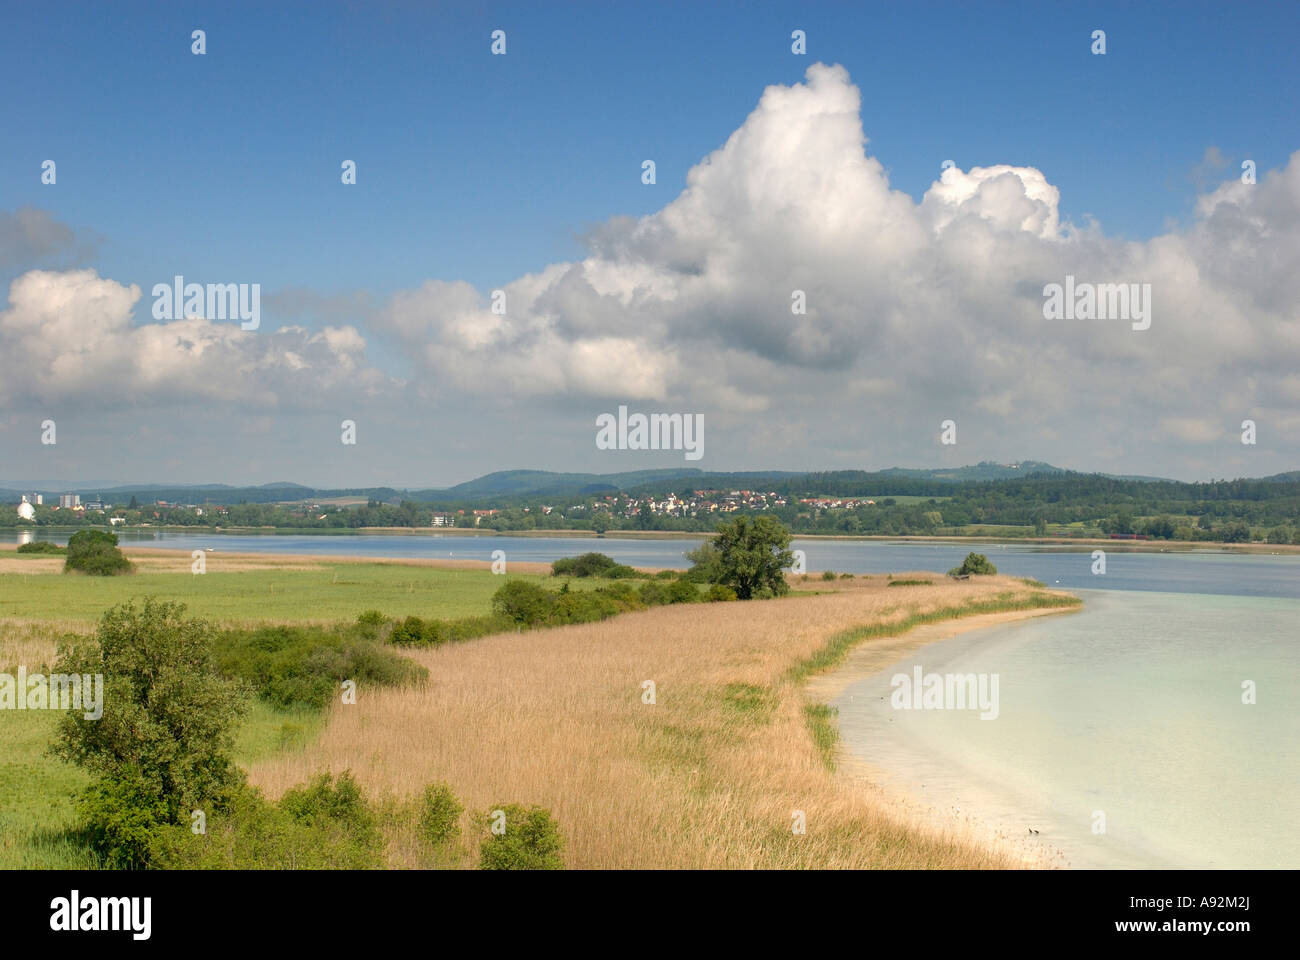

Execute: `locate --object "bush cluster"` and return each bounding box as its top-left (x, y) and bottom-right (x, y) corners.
top-left (388, 613), bottom-right (515, 647)
top-left (152, 774), bottom-right (386, 869)
top-left (215, 622), bottom-right (427, 709)
top-left (478, 803), bottom-right (564, 870)
top-left (16, 540), bottom-right (65, 554)
top-left (551, 552), bottom-right (637, 578)
top-left (63, 530), bottom-right (132, 576)
top-left (948, 552), bottom-right (998, 576)
top-left (487, 576), bottom-right (721, 632)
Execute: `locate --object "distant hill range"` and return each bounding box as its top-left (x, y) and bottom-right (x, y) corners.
top-left (408, 468), bottom-right (803, 500)
top-left (0, 481), bottom-right (403, 506)
top-left (8, 461), bottom-right (1289, 508)
top-left (877, 460), bottom-right (1171, 483)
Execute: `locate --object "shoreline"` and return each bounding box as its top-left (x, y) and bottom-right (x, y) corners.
top-left (5, 527), bottom-right (1298, 555)
top-left (803, 604), bottom-right (1083, 868)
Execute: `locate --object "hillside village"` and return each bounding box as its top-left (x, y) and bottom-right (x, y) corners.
top-left (14, 488), bottom-right (877, 528)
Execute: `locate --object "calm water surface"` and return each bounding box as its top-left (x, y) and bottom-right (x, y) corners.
top-left (15, 529), bottom-right (1300, 598)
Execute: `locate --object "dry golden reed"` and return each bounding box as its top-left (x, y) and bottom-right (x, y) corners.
top-left (249, 574), bottom-right (1075, 869)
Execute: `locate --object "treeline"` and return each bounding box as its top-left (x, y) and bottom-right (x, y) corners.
top-left (15, 470), bottom-right (1300, 542)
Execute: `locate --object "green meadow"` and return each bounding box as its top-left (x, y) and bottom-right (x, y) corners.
top-left (0, 563), bottom-right (577, 625)
top-left (0, 559), bottom-right (552, 866)
top-left (0, 696), bottom-right (332, 868)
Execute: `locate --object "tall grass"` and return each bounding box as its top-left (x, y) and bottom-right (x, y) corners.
top-left (248, 574), bottom-right (1079, 868)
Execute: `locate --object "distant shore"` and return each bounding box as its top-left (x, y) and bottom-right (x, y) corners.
top-left (5, 525), bottom-right (1299, 555)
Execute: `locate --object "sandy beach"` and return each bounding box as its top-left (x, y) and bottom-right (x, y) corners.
top-left (804, 604), bottom-right (1083, 868)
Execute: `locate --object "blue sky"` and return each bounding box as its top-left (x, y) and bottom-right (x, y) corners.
top-left (5, 1), bottom-right (1295, 300)
top-left (2, 1), bottom-right (1298, 486)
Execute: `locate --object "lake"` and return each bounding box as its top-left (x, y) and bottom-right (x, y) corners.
top-left (14, 529), bottom-right (1300, 599)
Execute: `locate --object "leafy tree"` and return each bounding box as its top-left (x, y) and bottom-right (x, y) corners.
top-left (711, 515), bottom-right (794, 600)
top-left (491, 580), bottom-right (554, 627)
top-left (1218, 520), bottom-right (1251, 543)
top-left (949, 552), bottom-right (997, 576)
top-left (1143, 515), bottom-right (1176, 539)
top-left (64, 529), bottom-right (132, 576)
top-left (53, 599), bottom-right (249, 864)
top-left (1100, 510), bottom-right (1134, 535)
top-left (683, 540), bottom-right (723, 583)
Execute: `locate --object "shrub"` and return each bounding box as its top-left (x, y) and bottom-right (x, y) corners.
top-left (280, 771), bottom-right (380, 849)
top-left (683, 541), bottom-right (722, 583)
top-left (419, 783), bottom-right (463, 846)
top-left (637, 581), bottom-right (670, 606)
top-left (949, 552), bottom-right (997, 576)
top-left (653, 569), bottom-right (679, 580)
top-left (354, 609), bottom-right (388, 639)
top-left (478, 804), bottom-right (564, 870)
top-left (666, 579), bottom-right (700, 604)
top-left (839, 572), bottom-right (854, 579)
top-left (389, 615), bottom-right (429, 646)
top-left (551, 552), bottom-right (618, 577)
top-left (76, 773), bottom-right (172, 870)
top-left (704, 584), bottom-right (737, 602)
top-left (491, 580), bottom-right (555, 626)
top-left (152, 778), bottom-right (384, 869)
top-left (548, 590), bottom-right (619, 625)
top-left (593, 582), bottom-right (645, 612)
top-left (54, 599), bottom-right (248, 826)
top-left (388, 613), bottom-right (514, 647)
top-left (216, 623), bottom-right (425, 709)
top-left (16, 540), bottom-right (65, 554)
top-left (821, 570), bottom-right (837, 581)
top-left (64, 529), bottom-right (132, 576)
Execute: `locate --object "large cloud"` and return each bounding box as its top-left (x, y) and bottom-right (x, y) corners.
top-left (6, 63), bottom-right (1297, 482)
top-left (371, 62), bottom-right (1300, 472)
top-left (0, 268), bottom-right (394, 409)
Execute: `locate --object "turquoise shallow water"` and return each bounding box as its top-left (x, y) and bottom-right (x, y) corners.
top-left (832, 589), bottom-right (1300, 868)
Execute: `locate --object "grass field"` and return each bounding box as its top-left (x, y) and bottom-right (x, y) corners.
top-left (0, 562), bottom-right (573, 625)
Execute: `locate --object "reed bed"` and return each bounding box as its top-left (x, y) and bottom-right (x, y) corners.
top-left (249, 574), bottom-right (1078, 868)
